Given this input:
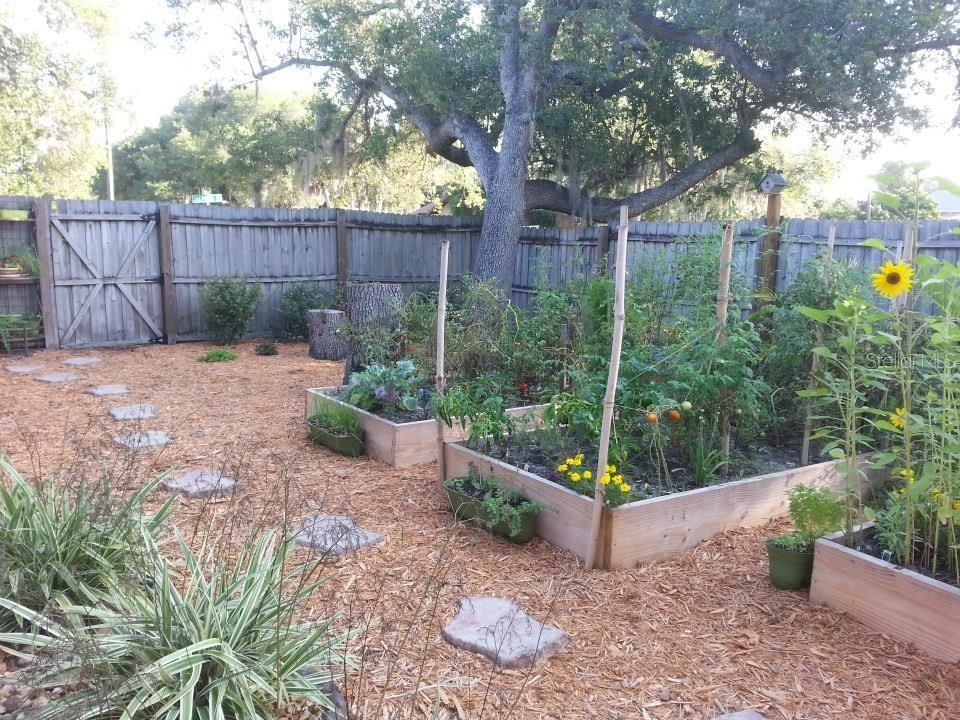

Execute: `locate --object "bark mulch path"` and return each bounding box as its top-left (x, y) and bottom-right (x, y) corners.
top-left (1, 340), bottom-right (958, 720)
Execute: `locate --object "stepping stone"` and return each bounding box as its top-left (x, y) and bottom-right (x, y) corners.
top-left (36, 373), bottom-right (79, 383)
top-left (63, 357), bottom-right (101, 367)
top-left (294, 515), bottom-right (383, 556)
top-left (162, 469), bottom-right (240, 499)
top-left (88, 384), bottom-right (129, 397)
top-left (114, 430), bottom-right (171, 450)
top-left (714, 713), bottom-right (765, 720)
top-left (6, 365), bottom-right (42, 374)
top-left (442, 597), bottom-right (569, 669)
top-left (110, 403), bottom-right (156, 421)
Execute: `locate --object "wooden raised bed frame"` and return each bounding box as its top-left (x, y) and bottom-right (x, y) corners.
top-left (443, 441), bottom-right (874, 569)
top-left (810, 524), bottom-right (960, 664)
top-left (305, 387), bottom-right (544, 467)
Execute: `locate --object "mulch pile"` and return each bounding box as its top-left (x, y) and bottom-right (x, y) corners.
top-left (1, 341), bottom-right (958, 720)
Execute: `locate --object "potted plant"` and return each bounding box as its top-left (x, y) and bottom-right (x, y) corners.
top-left (307, 403), bottom-right (365, 457)
top-left (0, 262), bottom-right (21, 277)
top-left (766, 484), bottom-right (845, 590)
top-left (443, 472), bottom-right (547, 544)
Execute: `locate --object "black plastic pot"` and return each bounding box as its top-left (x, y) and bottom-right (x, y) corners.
top-left (766, 538), bottom-right (814, 590)
top-left (307, 420), bottom-right (365, 457)
top-left (444, 483), bottom-right (536, 544)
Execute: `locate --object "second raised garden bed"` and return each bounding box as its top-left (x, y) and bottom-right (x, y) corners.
top-left (443, 441), bottom-right (877, 569)
top-left (810, 524), bottom-right (960, 664)
top-left (305, 387), bottom-right (545, 467)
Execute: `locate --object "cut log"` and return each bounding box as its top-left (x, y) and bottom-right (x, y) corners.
top-left (346, 282), bottom-right (404, 328)
top-left (308, 309), bottom-right (350, 361)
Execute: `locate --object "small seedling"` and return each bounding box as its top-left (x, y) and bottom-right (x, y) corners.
top-left (198, 348), bottom-right (238, 363)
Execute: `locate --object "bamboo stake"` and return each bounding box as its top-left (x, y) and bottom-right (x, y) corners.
top-left (716, 221), bottom-right (735, 467)
top-left (584, 205), bottom-right (630, 571)
top-left (435, 239), bottom-right (451, 483)
top-left (801, 221), bottom-right (836, 464)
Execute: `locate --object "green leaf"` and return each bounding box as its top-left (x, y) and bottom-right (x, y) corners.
top-left (796, 306), bottom-right (831, 323)
top-left (796, 388), bottom-right (829, 398)
top-left (861, 237), bottom-right (887, 251)
top-left (931, 176), bottom-right (960, 196)
top-left (811, 346), bottom-right (836, 359)
top-left (872, 191), bottom-right (901, 210)
top-left (828, 448), bottom-right (846, 459)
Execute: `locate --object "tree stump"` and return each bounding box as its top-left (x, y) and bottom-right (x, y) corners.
top-left (346, 282), bottom-right (404, 328)
top-left (308, 309), bottom-right (351, 361)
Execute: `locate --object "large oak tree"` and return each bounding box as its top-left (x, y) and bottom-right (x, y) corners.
top-left (186, 0), bottom-right (960, 288)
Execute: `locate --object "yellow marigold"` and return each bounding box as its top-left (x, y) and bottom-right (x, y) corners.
top-left (620, 484), bottom-right (631, 493)
top-left (600, 473), bottom-right (611, 485)
top-left (890, 407), bottom-right (907, 430)
top-left (583, 470), bottom-right (592, 480)
top-left (606, 464), bottom-right (617, 473)
top-left (899, 487), bottom-right (906, 494)
top-left (564, 458), bottom-right (574, 466)
top-left (570, 456), bottom-right (582, 467)
top-left (872, 260), bottom-right (913, 298)
top-left (557, 464), bottom-right (568, 472)
top-left (614, 474), bottom-right (624, 484)
top-left (575, 453), bottom-right (584, 461)
top-left (569, 472), bottom-right (581, 482)
top-left (953, 501), bottom-right (960, 511)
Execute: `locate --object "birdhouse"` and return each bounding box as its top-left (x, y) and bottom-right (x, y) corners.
top-left (757, 172), bottom-right (787, 195)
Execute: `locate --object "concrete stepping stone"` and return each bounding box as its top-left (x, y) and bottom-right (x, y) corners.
top-left (442, 597), bottom-right (569, 669)
top-left (36, 373), bottom-right (79, 383)
top-left (88, 384), bottom-right (129, 397)
top-left (110, 403), bottom-right (156, 421)
top-left (63, 357), bottom-right (101, 367)
top-left (114, 430), bottom-right (171, 450)
top-left (163, 469), bottom-right (240, 499)
top-left (294, 515), bottom-right (383, 556)
top-left (6, 364), bottom-right (42, 374)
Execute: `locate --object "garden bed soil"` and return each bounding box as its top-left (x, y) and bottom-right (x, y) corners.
top-left (444, 439), bottom-right (877, 569)
top-left (3, 341), bottom-right (959, 718)
top-left (306, 387), bottom-right (545, 467)
top-left (810, 524), bottom-right (960, 664)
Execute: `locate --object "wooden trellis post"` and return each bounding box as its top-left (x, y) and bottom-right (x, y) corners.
top-left (585, 205), bottom-right (630, 571)
top-left (435, 238), bottom-right (451, 483)
top-left (716, 221), bottom-right (735, 465)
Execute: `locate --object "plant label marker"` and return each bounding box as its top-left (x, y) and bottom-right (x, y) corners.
top-left (585, 205), bottom-right (629, 570)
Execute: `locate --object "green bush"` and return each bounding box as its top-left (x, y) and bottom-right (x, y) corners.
top-left (198, 348), bottom-right (238, 362)
top-left (278, 282), bottom-right (332, 340)
top-left (255, 341), bottom-right (278, 356)
top-left (199, 276), bottom-right (262, 344)
top-left (0, 458), bottom-right (175, 629)
top-left (346, 360), bottom-right (422, 413)
top-left (0, 531), bottom-right (349, 719)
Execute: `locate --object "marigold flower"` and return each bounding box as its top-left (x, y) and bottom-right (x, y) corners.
top-left (620, 484), bottom-right (631, 493)
top-left (606, 464), bottom-right (617, 473)
top-left (557, 464), bottom-right (568, 472)
top-left (872, 260), bottom-right (913, 298)
top-left (583, 470), bottom-right (592, 480)
top-left (600, 473), bottom-right (611, 485)
top-left (569, 472), bottom-right (581, 482)
top-left (614, 474), bottom-right (624, 484)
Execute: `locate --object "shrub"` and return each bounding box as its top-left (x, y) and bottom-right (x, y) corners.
top-left (255, 340), bottom-right (278, 356)
top-left (0, 458), bottom-right (175, 629)
top-left (278, 282), bottom-right (332, 340)
top-left (198, 348), bottom-right (237, 362)
top-left (199, 276), bottom-right (262, 344)
top-left (0, 531), bottom-right (350, 720)
top-left (769, 484), bottom-right (845, 552)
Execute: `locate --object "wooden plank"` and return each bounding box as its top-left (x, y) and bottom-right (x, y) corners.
top-left (32, 198), bottom-right (58, 349)
top-left (158, 205), bottom-right (177, 343)
top-left (336, 208), bottom-right (349, 286)
top-left (606, 457), bottom-right (859, 569)
top-left (811, 525), bottom-right (960, 664)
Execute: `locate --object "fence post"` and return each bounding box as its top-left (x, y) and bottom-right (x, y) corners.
top-left (158, 205), bottom-right (177, 344)
top-left (755, 191), bottom-right (783, 307)
top-left (336, 209), bottom-right (349, 287)
top-left (32, 196), bottom-right (58, 350)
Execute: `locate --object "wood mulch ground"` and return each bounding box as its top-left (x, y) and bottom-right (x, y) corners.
top-left (1, 340), bottom-right (958, 720)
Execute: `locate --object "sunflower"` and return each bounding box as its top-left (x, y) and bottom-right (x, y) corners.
top-left (890, 407), bottom-right (908, 430)
top-left (872, 260), bottom-right (913, 298)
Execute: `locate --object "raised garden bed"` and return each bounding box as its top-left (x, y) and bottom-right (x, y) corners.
top-left (810, 523), bottom-right (960, 664)
top-left (305, 387), bottom-right (544, 467)
top-left (443, 440), bottom-right (873, 569)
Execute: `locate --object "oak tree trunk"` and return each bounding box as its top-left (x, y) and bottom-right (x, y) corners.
top-left (343, 282), bottom-right (404, 381)
top-left (307, 309), bottom-right (350, 361)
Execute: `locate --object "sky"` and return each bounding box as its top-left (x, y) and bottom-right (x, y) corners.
top-left (15, 0), bottom-right (960, 206)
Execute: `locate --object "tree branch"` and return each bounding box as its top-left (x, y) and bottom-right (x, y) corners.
top-left (524, 130), bottom-right (761, 219)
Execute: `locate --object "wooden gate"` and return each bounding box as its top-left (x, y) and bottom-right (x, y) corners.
top-left (45, 200), bottom-right (164, 348)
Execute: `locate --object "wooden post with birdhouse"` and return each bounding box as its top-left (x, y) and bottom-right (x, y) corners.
top-left (755, 171), bottom-right (787, 310)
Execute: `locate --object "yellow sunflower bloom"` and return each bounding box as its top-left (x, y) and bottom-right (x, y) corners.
top-left (890, 407), bottom-right (908, 430)
top-left (872, 260), bottom-right (913, 298)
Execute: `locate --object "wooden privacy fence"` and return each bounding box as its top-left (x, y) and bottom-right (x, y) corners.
top-left (1, 195), bottom-right (959, 349)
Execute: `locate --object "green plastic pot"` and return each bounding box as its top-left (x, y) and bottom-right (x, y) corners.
top-left (307, 420), bottom-right (364, 457)
top-left (444, 484), bottom-right (536, 544)
top-left (765, 539), bottom-right (814, 590)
